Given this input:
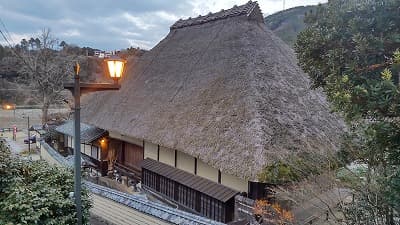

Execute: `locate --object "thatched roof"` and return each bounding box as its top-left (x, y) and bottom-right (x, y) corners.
top-left (81, 1), bottom-right (345, 180)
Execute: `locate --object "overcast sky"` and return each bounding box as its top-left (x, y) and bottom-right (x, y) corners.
top-left (0, 0), bottom-right (327, 50)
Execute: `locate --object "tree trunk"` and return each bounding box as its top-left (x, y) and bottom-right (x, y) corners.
top-left (42, 103), bottom-right (49, 124)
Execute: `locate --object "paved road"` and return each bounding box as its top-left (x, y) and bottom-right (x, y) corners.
top-left (5, 137), bottom-right (25, 154)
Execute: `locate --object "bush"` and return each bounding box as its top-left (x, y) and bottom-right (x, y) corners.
top-left (0, 145), bottom-right (92, 224)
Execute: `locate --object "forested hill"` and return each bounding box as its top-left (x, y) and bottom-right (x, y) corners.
top-left (0, 43), bottom-right (146, 105)
top-left (264, 5), bottom-right (317, 47)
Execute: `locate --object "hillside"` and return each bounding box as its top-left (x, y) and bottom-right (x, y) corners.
top-left (0, 45), bottom-right (146, 105)
top-left (265, 5), bottom-right (317, 46)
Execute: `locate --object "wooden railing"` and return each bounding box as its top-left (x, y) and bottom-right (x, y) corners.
top-left (115, 162), bottom-right (141, 181)
top-left (0, 127), bottom-right (20, 132)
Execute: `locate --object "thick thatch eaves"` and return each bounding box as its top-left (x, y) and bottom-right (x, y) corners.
top-left (81, 1), bottom-right (345, 180)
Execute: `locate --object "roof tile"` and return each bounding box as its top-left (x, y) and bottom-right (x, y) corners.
top-left (171, 1), bottom-right (259, 30)
top-left (55, 120), bottom-right (107, 143)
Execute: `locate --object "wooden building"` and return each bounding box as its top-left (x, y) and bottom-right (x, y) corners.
top-left (107, 132), bottom-right (144, 180)
top-left (142, 158), bottom-right (238, 222)
top-left (55, 121), bottom-right (108, 175)
top-left (81, 1), bottom-right (345, 222)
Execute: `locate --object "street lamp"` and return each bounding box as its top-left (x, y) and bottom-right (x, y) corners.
top-left (105, 55), bottom-right (127, 84)
top-left (64, 55), bottom-right (126, 225)
top-left (2, 103), bottom-right (16, 119)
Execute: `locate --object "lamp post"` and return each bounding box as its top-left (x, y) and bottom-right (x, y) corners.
top-left (64, 55), bottom-right (126, 225)
top-left (23, 115), bottom-right (30, 156)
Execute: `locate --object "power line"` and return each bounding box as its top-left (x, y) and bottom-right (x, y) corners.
top-left (0, 26), bottom-right (22, 59)
top-left (0, 17), bottom-right (35, 72)
top-left (0, 19), bottom-right (15, 48)
top-left (0, 17), bottom-right (16, 47)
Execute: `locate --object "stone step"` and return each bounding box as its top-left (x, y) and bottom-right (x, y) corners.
top-left (91, 194), bottom-right (170, 225)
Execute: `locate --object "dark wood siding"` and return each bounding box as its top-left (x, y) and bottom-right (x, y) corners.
top-left (142, 159), bottom-right (239, 223)
top-left (123, 142), bottom-right (143, 169)
top-left (143, 168), bottom-right (231, 222)
top-left (115, 141), bottom-right (123, 163)
top-left (115, 141), bottom-right (143, 173)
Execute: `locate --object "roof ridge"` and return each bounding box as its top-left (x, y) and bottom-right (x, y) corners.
top-left (170, 1), bottom-right (261, 30)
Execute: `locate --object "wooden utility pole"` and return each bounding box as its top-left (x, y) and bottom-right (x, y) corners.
top-left (283, 0), bottom-right (286, 10)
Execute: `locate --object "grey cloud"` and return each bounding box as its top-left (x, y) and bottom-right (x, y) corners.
top-left (0, 0), bottom-right (326, 50)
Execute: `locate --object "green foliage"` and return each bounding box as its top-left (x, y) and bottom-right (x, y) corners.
top-left (258, 161), bottom-right (300, 184)
top-left (258, 154), bottom-right (340, 184)
top-left (295, 0), bottom-right (400, 223)
top-left (336, 167), bottom-right (365, 187)
top-left (0, 144), bottom-right (92, 224)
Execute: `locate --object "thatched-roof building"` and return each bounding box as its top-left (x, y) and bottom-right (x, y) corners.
top-left (81, 1), bottom-right (344, 222)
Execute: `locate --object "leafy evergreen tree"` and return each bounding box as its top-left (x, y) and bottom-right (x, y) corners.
top-left (295, 0), bottom-right (400, 224)
top-left (0, 144), bottom-right (92, 224)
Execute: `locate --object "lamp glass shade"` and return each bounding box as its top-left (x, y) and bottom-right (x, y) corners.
top-left (106, 57), bottom-right (126, 79)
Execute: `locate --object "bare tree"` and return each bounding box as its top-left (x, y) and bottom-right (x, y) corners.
top-left (18, 28), bottom-right (73, 123)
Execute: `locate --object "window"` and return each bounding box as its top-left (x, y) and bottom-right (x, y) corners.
top-left (83, 144), bottom-right (91, 156)
top-left (91, 146), bottom-right (99, 160)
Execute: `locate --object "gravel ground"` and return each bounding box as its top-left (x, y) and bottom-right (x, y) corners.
top-left (0, 108), bottom-right (69, 128)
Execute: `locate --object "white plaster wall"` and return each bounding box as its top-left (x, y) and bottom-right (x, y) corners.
top-left (81, 144), bottom-right (86, 154)
top-left (67, 136), bottom-right (71, 148)
top-left (144, 141), bottom-right (158, 160)
top-left (176, 151), bottom-right (195, 174)
top-left (159, 146), bottom-right (175, 166)
top-left (221, 172), bottom-right (248, 193)
top-left (68, 136), bottom-right (74, 148)
top-left (197, 160), bottom-right (219, 182)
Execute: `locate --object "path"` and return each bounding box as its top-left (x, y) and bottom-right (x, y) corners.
top-left (5, 137), bottom-right (25, 154)
top-left (1, 131), bottom-right (40, 160)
